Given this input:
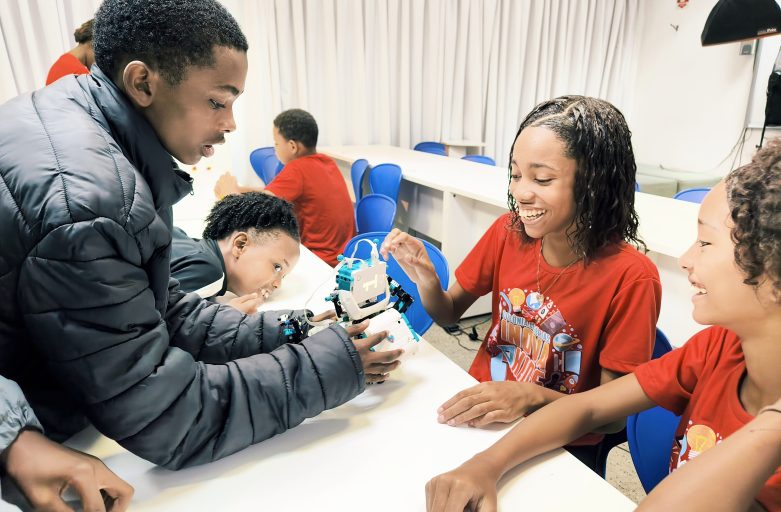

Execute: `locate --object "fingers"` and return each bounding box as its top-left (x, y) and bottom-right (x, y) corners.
top-left (365, 359), bottom-right (401, 374)
top-left (31, 496), bottom-right (74, 512)
top-left (310, 310), bottom-right (337, 323)
top-left (379, 228), bottom-right (404, 258)
top-left (365, 372), bottom-right (390, 384)
top-left (229, 293), bottom-right (263, 314)
top-left (68, 464), bottom-right (106, 512)
top-left (345, 320), bottom-right (369, 337)
top-left (355, 329), bottom-right (390, 350)
top-left (437, 385), bottom-right (485, 420)
top-left (99, 480), bottom-right (134, 512)
top-left (380, 229), bottom-right (423, 259)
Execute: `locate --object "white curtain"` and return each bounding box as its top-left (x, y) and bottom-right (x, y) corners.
top-left (0, 0), bottom-right (640, 171)
top-left (226, 0), bottom-right (641, 170)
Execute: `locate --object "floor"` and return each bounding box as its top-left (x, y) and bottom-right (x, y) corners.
top-left (423, 314), bottom-right (647, 505)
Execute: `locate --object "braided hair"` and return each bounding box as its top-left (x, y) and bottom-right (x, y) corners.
top-left (203, 192), bottom-right (300, 243)
top-left (507, 95), bottom-right (644, 262)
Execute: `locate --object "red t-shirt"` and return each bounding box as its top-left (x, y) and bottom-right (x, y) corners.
top-left (635, 326), bottom-right (781, 511)
top-left (266, 153), bottom-right (355, 266)
top-left (46, 53), bottom-right (89, 85)
top-left (457, 214), bottom-right (660, 392)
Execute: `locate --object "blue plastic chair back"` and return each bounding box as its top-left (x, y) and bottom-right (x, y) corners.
top-left (673, 187), bottom-right (710, 203)
top-left (461, 155), bottom-right (496, 166)
top-left (260, 154), bottom-right (282, 185)
top-left (634, 182), bottom-right (640, 192)
top-left (369, 163), bottom-right (403, 203)
top-left (351, 159), bottom-right (370, 202)
top-left (343, 231), bottom-right (449, 334)
top-left (249, 147), bottom-right (275, 181)
top-left (626, 327), bottom-right (680, 493)
top-left (413, 141), bottom-right (447, 156)
top-left (356, 194), bottom-right (396, 234)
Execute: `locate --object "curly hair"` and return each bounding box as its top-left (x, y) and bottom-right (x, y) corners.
top-left (93, 0), bottom-right (248, 85)
top-left (507, 95), bottom-right (643, 261)
top-left (274, 109), bottom-right (318, 149)
top-left (203, 192), bottom-right (300, 243)
top-left (725, 139), bottom-right (781, 301)
top-left (74, 19), bottom-right (93, 44)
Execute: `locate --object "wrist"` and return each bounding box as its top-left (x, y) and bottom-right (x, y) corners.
top-left (469, 451), bottom-right (506, 481)
top-left (1, 428), bottom-right (41, 475)
top-left (521, 382), bottom-right (549, 412)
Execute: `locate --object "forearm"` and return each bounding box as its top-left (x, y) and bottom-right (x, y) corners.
top-left (417, 279), bottom-right (461, 326)
top-left (528, 385), bottom-right (623, 434)
top-left (639, 409), bottom-right (781, 512)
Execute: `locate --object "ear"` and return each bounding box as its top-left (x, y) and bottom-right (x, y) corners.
top-left (121, 61), bottom-right (160, 108)
top-left (288, 139), bottom-right (301, 157)
top-left (231, 232), bottom-right (249, 259)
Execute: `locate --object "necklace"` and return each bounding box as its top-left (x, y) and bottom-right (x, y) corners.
top-left (536, 239), bottom-right (580, 298)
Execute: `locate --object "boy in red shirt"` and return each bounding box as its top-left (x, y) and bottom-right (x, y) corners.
top-left (46, 19), bottom-right (93, 85)
top-left (215, 109), bottom-right (355, 266)
top-left (425, 140), bottom-right (781, 512)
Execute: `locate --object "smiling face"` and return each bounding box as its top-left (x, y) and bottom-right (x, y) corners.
top-left (509, 126), bottom-right (577, 241)
top-left (136, 46), bottom-right (248, 165)
top-left (226, 230), bottom-right (300, 298)
top-left (678, 182), bottom-right (769, 329)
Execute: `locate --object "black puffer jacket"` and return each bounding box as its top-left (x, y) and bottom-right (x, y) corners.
top-left (0, 68), bottom-right (364, 469)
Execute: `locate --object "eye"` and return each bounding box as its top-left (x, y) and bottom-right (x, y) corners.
top-left (535, 178), bottom-right (553, 185)
top-left (273, 263), bottom-right (283, 273)
top-left (697, 240), bottom-right (711, 248)
top-left (209, 99), bottom-right (226, 110)
top-left (510, 173), bottom-right (521, 182)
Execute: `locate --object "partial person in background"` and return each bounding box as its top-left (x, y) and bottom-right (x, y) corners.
top-left (171, 192), bottom-right (301, 314)
top-left (45, 19), bottom-right (94, 85)
top-left (0, 376), bottom-right (133, 511)
top-left (214, 109), bottom-right (356, 266)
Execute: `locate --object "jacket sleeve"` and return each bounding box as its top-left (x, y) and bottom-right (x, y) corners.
top-left (18, 218), bottom-right (365, 469)
top-left (0, 377), bottom-right (43, 454)
top-left (165, 278), bottom-right (310, 363)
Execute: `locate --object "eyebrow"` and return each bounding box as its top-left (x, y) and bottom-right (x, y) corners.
top-left (697, 218), bottom-right (718, 230)
top-left (216, 84), bottom-right (241, 96)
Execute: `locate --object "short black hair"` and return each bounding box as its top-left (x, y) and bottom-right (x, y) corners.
top-left (93, 0), bottom-right (248, 85)
top-left (203, 192), bottom-right (300, 243)
top-left (508, 96), bottom-right (644, 262)
top-left (274, 109), bottom-right (318, 149)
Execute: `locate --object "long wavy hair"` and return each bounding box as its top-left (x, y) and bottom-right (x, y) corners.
top-left (507, 95), bottom-right (644, 262)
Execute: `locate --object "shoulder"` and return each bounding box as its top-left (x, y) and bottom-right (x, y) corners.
top-left (592, 242), bottom-right (660, 282)
top-left (684, 326), bottom-right (741, 356)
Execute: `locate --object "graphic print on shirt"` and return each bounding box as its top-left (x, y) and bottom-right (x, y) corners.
top-left (672, 420), bottom-right (724, 469)
top-left (486, 287), bottom-right (582, 392)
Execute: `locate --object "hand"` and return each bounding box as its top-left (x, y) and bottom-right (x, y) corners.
top-left (380, 229), bottom-right (438, 287)
top-left (426, 456), bottom-right (500, 512)
top-left (437, 381), bottom-right (541, 428)
top-left (214, 172), bottom-right (240, 199)
top-left (2, 429), bottom-right (133, 512)
top-left (228, 292), bottom-right (265, 314)
top-left (346, 321), bottom-right (403, 384)
top-left (310, 310), bottom-right (337, 323)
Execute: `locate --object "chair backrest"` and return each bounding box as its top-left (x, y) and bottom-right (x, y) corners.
top-left (260, 155), bottom-right (282, 185)
top-left (413, 141), bottom-right (447, 156)
top-left (461, 155), bottom-right (496, 166)
top-left (627, 406), bottom-right (681, 493)
top-left (342, 231), bottom-right (449, 334)
top-left (351, 159), bottom-right (370, 202)
top-left (369, 163), bottom-right (403, 203)
top-left (634, 182), bottom-right (641, 192)
top-left (356, 194), bottom-right (396, 234)
top-left (249, 147), bottom-right (275, 181)
top-left (673, 187), bottom-right (710, 203)
top-left (626, 326), bottom-right (680, 493)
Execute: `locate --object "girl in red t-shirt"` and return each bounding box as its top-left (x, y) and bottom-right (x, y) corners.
top-left (424, 140), bottom-right (781, 512)
top-left (382, 97), bottom-right (660, 454)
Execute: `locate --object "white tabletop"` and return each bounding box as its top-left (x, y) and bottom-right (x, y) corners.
top-left (321, 144), bottom-right (698, 259)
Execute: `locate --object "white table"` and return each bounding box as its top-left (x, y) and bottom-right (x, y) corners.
top-left (321, 145), bottom-right (703, 345)
top-left (63, 192), bottom-right (634, 510)
top-left (441, 139), bottom-right (486, 158)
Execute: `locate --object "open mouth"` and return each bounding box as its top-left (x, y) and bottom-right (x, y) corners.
top-left (519, 208), bottom-right (547, 222)
top-left (201, 145), bottom-right (215, 158)
top-left (690, 283), bottom-right (707, 296)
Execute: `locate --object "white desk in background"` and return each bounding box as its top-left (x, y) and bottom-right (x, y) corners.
top-left (321, 144), bottom-right (702, 346)
top-left (441, 139), bottom-right (486, 158)
top-left (62, 210), bottom-right (633, 510)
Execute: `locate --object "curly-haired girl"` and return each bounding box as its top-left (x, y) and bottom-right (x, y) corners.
top-left (425, 140), bottom-right (781, 512)
top-left (382, 96), bottom-right (661, 468)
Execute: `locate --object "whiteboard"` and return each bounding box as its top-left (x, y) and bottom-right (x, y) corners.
top-left (749, 36), bottom-right (781, 128)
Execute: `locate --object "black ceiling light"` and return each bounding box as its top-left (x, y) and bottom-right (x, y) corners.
top-left (701, 0), bottom-right (781, 46)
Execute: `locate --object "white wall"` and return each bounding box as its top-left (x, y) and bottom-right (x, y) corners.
top-left (627, 0), bottom-right (758, 175)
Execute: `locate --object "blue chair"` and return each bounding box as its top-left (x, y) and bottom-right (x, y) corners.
top-left (461, 155), bottom-right (496, 166)
top-left (356, 194), bottom-right (396, 234)
top-left (626, 328), bottom-right (680, 492)
top-left (351, 159), bottom-right (370, 202)
top-left (249, 147), bottom-right (275, 182)
top-left (342, 231), bottom-right (449, 334)
top-left (369, 163), bottom-right (403, 203)
top-left (414, 141), bottom-right (447, 156)
top-left (673, 187), bottom-right (710, 203)
top-left (595, 328), bottom-right (674, 478)
top-left (634, 182), bottom-right (640, 192)
top-left (259, 154), bottom-right (283, 185)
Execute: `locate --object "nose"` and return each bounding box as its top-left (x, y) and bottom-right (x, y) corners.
top-left (679, 242), bottom-right (695, 272)
top-left (510, 178), bottom-right (534, 203)
top-left (272, 277), bottom-right (282, 289)
top-left (220, 107), bottom-right (237, 133)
